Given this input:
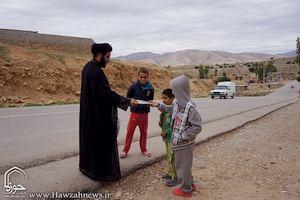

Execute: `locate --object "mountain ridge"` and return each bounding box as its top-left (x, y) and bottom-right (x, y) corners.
top-left (114, 49), bottom-right (295, 66)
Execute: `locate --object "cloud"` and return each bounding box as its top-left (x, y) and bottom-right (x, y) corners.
top-left (0, 0), bottom-right (299, 56)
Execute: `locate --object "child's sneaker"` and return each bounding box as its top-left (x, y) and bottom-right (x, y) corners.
top-left (142, 151), bottom-right (151, 157)
top-left (166, 179), bottom-right (178, 187)
top-left (172, 188), bottom-right (192, 197)
top-left (192, 184), bottom-right (196, 191)
top-left (162, 173), bottom-right (172, 179)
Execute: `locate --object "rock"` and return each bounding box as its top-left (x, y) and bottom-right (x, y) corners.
top-left (19, 98), bottom-right (25, 103)
top-left (62, 68), bottom-right (67, 72)
top-left (1, 66), bottom-right (9, 70)
top-left (73, 72), bottom-right (80, 77)
top-left (5, 62), bottom-right (13, 67)
top-left (45, 86), bottom-right (57, 93)
top-left (1, 96), bottom-right (7, 102)
top-left (55, 71), bottom-right (61, 75)
top-left (115, 189), bottom-right (122, 198)
top-left (147, 186), bottom-right (155, 191)
top-left (10, 97), bottom-right (21, 104)
top-left (47, 100), bottom-right (55, 104)
top-left (151, 179), bottom-right (159, 184)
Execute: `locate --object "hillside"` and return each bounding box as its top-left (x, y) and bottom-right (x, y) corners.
top-left (170, 56), bottom-right (299, 79)
top-left (114, 49), bottom-right (287, 66)
top-left (0, 43), bottom-right (216, 107)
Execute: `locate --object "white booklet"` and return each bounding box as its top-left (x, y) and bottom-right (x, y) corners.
top-left (136, 100), bottom-right (153, 105)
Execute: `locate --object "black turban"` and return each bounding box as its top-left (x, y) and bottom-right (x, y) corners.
top-left (91, 43), bottom-right (113, 56)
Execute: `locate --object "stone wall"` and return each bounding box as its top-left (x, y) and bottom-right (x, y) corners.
top-left (0, 29), bottom-right (94, 55)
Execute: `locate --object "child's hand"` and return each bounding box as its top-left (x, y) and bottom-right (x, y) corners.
top-left (161, 132), bottom-right (167, 138)
top-left (158, 121), bottom-right (162, 127)
top-left (149, 101), bottom-right (159, 107)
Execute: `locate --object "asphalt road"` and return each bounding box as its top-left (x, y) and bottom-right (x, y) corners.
top-left (0, 80), bottom-right (299, 175)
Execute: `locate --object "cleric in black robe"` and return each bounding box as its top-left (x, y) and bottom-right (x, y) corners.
top-left (79, 43), bottom-right (137, 181)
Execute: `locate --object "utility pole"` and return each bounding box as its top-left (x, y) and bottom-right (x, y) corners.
top-left (279, 68), bottom-right (281, 80)
top-left (263, 68), bottom-right (265, 83)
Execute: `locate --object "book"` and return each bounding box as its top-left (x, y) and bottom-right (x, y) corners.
top-left (136, 100), bottom-right (153, 105)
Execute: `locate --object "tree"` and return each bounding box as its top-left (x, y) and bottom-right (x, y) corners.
top-left (198, 64), bottom-right (205, 79)
top-left (204, 68), bottom-right (209, 78)
top-left (296, 37), bottom-right (300, 65)
top-left (265, 61), bottom-right (277, 73)
top-left (250, 62), bottom-right (264, 81)
top-left (250, 61), bottom-right (277, 82)
top-left (249, 67), bottom-right (255, 73)
top-left (214, 68), bottom-right (218, 77)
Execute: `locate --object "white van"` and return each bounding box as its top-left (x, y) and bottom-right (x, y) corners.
top-left (209, 81), bottom-right (236, 99)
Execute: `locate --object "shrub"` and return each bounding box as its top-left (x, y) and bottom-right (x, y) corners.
top-left (214, 76), bottom-right (231, 84)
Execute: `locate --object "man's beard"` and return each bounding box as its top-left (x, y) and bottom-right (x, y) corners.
top-left (99, 56), bottom-right (107, 68)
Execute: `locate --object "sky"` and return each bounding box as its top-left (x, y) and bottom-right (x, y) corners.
top-left (0, 0), bottom-right (299, 57)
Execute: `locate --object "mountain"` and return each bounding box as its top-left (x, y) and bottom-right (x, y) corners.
top-left (116, 52), bottom-right (161, 60)
top-left (114, 49), bottom-right (287, 66)
top-left (277, 50), bottom-right (296, 57)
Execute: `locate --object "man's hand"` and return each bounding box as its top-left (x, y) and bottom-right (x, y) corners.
top-left (130, 99), bottom-right (138, 106)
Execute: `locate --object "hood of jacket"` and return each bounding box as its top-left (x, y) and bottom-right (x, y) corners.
top-left (170, 75), bottom-right (191, 106)
top-left (137, 80), bottom-right (153, 91)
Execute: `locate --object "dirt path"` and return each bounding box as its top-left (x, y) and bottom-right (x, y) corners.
top-left (97, 100), bottom-right (300, 200)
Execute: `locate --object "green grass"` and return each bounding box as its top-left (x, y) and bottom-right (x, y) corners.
top-left (24, 103), bottom-right (44, 107)
top-left (8, 105), bottom-right (18, 108)
top-left (49, 101), bottom-right (79, 106)
top-left (0, 45), bottom-right (10, 62)
top-left (43, 53), bottom-right (66, 65)
top-left (24, 101), bottom-right (79, 107)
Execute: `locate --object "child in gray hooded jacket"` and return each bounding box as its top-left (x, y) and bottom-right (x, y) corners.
top-left (151, 75), bottom-right (202, 197)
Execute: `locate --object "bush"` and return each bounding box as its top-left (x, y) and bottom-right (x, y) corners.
top-left (214, 76), bottom-right (231, 84)
top-left (297, 76), bottom-right (300, 82)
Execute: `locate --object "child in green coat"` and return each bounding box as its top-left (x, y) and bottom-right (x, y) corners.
top-left (159, 89), bottom-right (177, 186)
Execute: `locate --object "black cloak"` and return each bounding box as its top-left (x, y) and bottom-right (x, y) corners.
top-left (79, 59), bottom-right (130, 181)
